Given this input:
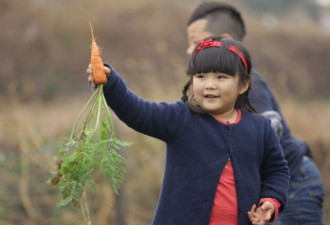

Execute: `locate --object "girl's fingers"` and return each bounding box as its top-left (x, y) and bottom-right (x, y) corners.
top-left (248, 209), bottom-right (258, 223)
top-left (86, 64), bottom-right (109, 88)
top-left (88, 75), bottom-right (94, 82)
top-left (87, 64), bottom-right (96, 89)
top-left (87, 64), bottom-right (110, 76)
top-left (104, 66), bottom-right (111, 75)
top-left (248, 211), bottom-right (253, 221)
top-left (249, 204), bottom-right (266, 225)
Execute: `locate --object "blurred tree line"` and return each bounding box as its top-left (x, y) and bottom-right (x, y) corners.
top-left (245, 0), bottom-right (320, 18)
top-left (1, 0), bottom-right (330, 101)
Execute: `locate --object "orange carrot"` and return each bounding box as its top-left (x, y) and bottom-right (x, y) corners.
top-left (89, 22), bottom-right (107, 84)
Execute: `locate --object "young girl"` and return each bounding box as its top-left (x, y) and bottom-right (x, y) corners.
top-left (87, 36), bottom-right (289, 225)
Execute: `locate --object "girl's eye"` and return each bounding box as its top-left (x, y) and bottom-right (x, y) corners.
top-left (218, 75), bottom-right (226, 79)
top-left (196, 74), bottom-right (204, 78)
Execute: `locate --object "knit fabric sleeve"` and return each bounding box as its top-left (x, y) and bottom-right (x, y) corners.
top-left (259, 119), bottom-right (290, 212)
top-left (102, 65), bottom-right (187, 142)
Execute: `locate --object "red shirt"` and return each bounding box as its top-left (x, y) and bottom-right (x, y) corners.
top-left (209, 157), bottom-right (238, 225)
top-left (209, 110), bottom-right (280, 224)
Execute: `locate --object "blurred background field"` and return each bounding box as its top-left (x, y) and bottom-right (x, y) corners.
top-left (0, 0), bottom-right (330, 224)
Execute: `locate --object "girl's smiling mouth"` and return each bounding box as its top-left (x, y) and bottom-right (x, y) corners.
top-left (204, 94), bottom-right (220, 98)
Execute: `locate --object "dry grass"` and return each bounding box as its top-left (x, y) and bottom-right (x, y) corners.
top-left (1, 91), bottom-right (330, 224)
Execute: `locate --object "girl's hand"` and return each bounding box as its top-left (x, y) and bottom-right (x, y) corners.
top-left (86, 64), bottom-right (111, 88)
top-left (248, 202), bottom-right (274, 225)
top-left (248, 204), bottom-right (265, 225)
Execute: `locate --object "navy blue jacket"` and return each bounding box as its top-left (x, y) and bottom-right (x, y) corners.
top-left (103, 67), bottom-right (289, 225)
top-left (249, 69), bottom-right (308, 177)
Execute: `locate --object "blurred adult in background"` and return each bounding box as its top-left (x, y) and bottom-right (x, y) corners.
top-left (186, 2), bottom-right (325, 225)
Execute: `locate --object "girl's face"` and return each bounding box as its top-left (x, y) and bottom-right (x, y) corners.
top-left (193, 72), bottom-right (248, 117)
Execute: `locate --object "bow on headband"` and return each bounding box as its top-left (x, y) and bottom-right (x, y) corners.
top-left (194, 38), bottom-right (221, 54)
top-left (193, 39), bottom-right (248, 73)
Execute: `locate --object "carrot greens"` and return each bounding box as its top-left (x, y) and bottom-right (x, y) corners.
top-left (48, 24), bottom-right (130, 225)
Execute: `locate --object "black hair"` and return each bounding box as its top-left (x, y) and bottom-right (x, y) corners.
top-left (187, 1), bottom-right (246, 41)
top-left (182, 36), bottom-right (256, 113)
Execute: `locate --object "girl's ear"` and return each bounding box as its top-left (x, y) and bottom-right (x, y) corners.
top-left (238, 80), bottom-right (249, 95)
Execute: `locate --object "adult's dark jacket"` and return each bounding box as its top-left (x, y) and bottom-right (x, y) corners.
top-left (249, 69), bottom-right (309, 177)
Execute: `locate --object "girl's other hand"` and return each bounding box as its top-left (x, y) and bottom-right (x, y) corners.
top-left (248, 204), bottom-right (266, 225)
top-left (256, 201), bottom-right (274, 222)
top-left (86, 64), bottom-right (111, 88)
top-left (248, 202), bottom-right (274, 225)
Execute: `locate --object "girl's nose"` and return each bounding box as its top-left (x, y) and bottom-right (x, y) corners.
top-left (205, 79), bottom-right (217, 89)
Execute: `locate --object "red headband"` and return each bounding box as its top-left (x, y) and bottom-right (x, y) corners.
top-left (194, 38), bottom-right (221, 54)
top-left (194, 39), bottom-right (248, 73)
top-left (227, 45), bottom-right (248, 73)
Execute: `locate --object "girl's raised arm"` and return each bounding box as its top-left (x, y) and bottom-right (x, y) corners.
top-left (88, 64), bottom-right (188, 143)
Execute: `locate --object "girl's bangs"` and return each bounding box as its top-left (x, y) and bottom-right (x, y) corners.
top-left (189, 48), bottom-right (239, 76)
